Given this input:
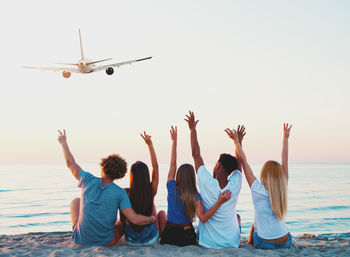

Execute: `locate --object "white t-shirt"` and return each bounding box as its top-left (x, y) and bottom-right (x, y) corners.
top-left (251, 179), bottom-right (288, 239)
top-left (196, 165), bottom-right (242, 248)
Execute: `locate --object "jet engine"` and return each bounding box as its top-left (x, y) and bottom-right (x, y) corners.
top-left (106, 67), bottom-right (114, 75)
top-left (62, 71), bottom-right (71, 78)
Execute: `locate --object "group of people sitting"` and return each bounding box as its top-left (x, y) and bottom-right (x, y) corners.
top-left (57, 111), bottom-right (292, 250)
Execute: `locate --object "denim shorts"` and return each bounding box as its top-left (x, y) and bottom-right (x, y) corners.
top-left (125, 223), bottom-right (159, 246)
top-left (253, 232), bottom-right (292, 250)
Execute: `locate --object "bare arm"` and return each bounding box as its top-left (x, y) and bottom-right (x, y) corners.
top-left (185, 111), bottom-right (204, 172)
top-left (168, 126), bottom-right (177, 182)
top-left (225, 128), bottom-right (256, 187)
top-left (57, 130), bottom-right (82, 180)
top-left (195, 190), bottom-right (231, 223)
top-left (121, 207), bottom-right (155, 226)
top-left (140, 131), bottom-right (159, 196)
top-left (282, 123), bottom-right (292, 183)
top-left (235, 125), bottom-right (246, 172)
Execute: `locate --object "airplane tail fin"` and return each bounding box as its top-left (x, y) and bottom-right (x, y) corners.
top-left (79, 29), bottom-right (84, 60)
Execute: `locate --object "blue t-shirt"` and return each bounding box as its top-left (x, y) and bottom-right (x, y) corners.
top-left (72, 171), bottom-right (131, 246)
top-left (166, 180), bottom-right (200, 225)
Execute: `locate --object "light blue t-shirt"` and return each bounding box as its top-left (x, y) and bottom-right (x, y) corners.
top-left (72, 171), bottom-right (131, 246)
top-left (251, 179), bottom-right (288, 239)
top-left (197, 165), bottom-right (242, 249)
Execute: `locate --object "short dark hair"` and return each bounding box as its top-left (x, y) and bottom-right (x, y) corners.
top-left (100, 154), bottom-right (127, 180)
top-left (218, 153), bottom-right (238, 175)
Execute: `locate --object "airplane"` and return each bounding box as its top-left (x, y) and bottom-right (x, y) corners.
top-left (22, 30), bottom-right (152, 78)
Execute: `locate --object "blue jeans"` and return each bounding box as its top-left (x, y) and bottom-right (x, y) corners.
top-left (253, 232), bottom-right (292, 250)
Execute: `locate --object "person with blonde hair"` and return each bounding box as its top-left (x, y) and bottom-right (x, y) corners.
top-left (225, 124), bottom-right (292, 250)
top-left (158, 126), bottom-right (231, 246)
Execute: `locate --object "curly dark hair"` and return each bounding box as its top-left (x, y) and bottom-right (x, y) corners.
top-left (100, 154), bottom-right (127, 180)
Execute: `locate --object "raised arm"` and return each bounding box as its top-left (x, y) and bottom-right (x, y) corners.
top-left (57, 129), bottom-right (82, 180)
top-left (122, 207), bottom-right (155, 226)
top-left (167, 126), bottom-right (177, 182)
top-left (282, 123), bottom-right (292, 182)
top-left (225, 127), bottom-right (256, 187)
top-left (235, 125), bottom-right (246, 172)
top-left (140, 131), bottom-right (159, 196)
top-left (185, 111), bottom-right (204, 172)
top-left (195, 190), bottom-right (231, 223)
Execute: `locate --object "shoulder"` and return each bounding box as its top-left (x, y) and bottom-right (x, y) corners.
top-left (78, 171), bottom-right (97, 186)
top-left (167, 180), bottom-right (176, 189)
top-left (197, 165), bottom-right (211, 179)
top-left (228, 169), bottom-right (242, 182)
top-left (251, 179), bottom-right (268, 197)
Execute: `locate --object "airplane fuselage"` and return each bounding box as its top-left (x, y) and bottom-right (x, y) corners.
top-left (78, 59), bottom-right (94, 73)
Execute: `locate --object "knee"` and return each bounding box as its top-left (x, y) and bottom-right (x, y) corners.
top-left (71, 198), bottom-right (80, 207)
top-left (157, 210), bottom-right (166, 218)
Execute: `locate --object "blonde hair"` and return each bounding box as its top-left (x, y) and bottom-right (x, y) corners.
top-left (260, 160), bottom-right (288, 221)
top-left (175, 164), bottom-right (198, 221)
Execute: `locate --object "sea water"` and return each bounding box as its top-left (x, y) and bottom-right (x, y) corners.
top-left (0, 162), bottom-right (349, 237)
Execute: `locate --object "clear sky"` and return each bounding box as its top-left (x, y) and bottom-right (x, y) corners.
top-left (0, 0), bottom-right (349, 164)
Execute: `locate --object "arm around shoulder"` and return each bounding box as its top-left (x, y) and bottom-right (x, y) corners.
top-left (195, 190), bottom-right (231, 223)
top-left (122, 207), bottom-right (155, 226)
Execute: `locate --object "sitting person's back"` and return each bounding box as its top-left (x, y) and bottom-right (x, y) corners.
top-left (123, 132), bottom-right (160, 246)
top-left (197, 164), bottom-right (242, 248)
top-left (184, 111), bottom-right (243, 248)
top-left (73, 170), bottom-right (130, 245)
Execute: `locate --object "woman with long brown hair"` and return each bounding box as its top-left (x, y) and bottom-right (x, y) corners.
top-left (158, 126), bottom-right (231, 246)
top-left (225, 124), bottom-right (292, 250)
top-left (123, 131), bottom-right (160, 246)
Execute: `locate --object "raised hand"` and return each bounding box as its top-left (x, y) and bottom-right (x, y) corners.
top-left (224, 128), bottom-right (239, 143)
top-left (283, 123), bottom-right (292, 140)
top-left (184, 111), bottom-right (199, 130)
top-left (170, 126), bottom-right (177, 142)
top-left (218, 190), bottom-right (232, 204)
top-left (237, 125), bottom-right (246, 144)
top-left (140, 131), bottom-right (153, 145)
top-left (57, 129), bottom-right (67, 145)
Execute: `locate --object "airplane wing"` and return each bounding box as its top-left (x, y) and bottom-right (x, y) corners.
top-left (22, 66), bottom-right (80, 73)
top-left (91, 56), bottom-right (152, 72)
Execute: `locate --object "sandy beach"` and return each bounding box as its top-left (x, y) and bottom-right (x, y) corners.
top-left (0, 232), bottom-right (349, 257)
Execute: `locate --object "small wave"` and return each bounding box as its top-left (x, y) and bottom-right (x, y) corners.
top-left (10, 221), bottom-right (69, 228)
top-left (298, 205), bottom-right (350, 212)
top-left (3, 212), bottom-right (69, 218)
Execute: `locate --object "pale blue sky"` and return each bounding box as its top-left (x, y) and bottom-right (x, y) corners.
top-left (0, 0), bottom-right (349, 164)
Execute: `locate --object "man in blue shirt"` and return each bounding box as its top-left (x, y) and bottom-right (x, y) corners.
top-left (58, 129), bottom-right (155, 246)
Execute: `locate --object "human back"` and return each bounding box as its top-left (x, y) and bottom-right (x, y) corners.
top-left (123, 131), bottom-right (160, 246)
top-left (73, 170), bottom-right (130, 245)
top-left (225, 124), bottom-right (293, 250)
top-left (184, 111), bottom-right (242, 248)
top-left (196, 164), bottom-right (242, 248)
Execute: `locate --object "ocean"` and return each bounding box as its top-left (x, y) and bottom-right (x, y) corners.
top-left (1, 162), bottom-right (349, 238)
